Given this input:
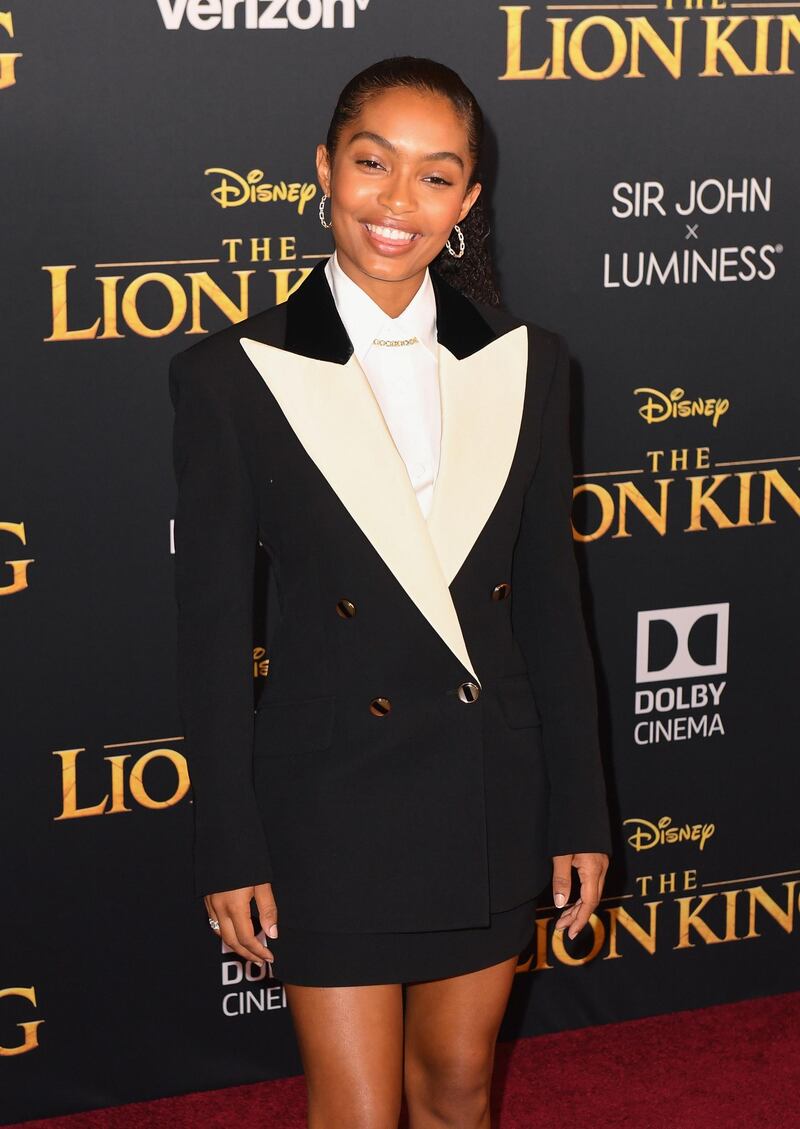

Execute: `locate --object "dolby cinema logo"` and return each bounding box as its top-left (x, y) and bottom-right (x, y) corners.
top-left (634, 602), bottom-right (728, 746)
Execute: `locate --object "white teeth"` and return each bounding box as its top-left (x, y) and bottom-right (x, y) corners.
top-left (365, 223), bottom-right (417, 242)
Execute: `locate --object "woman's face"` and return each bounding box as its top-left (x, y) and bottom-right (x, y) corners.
top-left (316, 87), bottom-right (482, 292)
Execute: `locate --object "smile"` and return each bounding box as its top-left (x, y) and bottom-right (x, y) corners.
top-left (363, 223), bottom-right (420, 243)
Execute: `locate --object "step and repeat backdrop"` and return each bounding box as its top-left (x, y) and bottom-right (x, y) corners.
top-left (2, 0), bottom-right (798, 1122)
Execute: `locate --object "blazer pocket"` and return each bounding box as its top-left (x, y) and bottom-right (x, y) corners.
top-left (496, 673), bottom-right (542, 728)
top-left (254, 694), bottom-right (336, 756)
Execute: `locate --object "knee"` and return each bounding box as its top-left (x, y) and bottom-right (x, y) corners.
top-left (405, 1045), bottom-right (492, 1126)
top-left (307, 1090), bottom-right (400, 1129)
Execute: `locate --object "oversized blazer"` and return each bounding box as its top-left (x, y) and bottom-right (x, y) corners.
top-left (168, 256), bottom-right (613, 932)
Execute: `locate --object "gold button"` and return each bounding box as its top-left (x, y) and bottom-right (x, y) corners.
top-left (336, 598), bottom-right (357, 618)
top-left (369, 696), bottom-right (392, 716)
top-left (457, 681), bottom-right (481, 703)
top-left (491, 582), bottom-right (511, 601)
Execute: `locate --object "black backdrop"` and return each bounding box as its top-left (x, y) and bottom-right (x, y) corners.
top-left (2, 1), bottom-right (798, 1122)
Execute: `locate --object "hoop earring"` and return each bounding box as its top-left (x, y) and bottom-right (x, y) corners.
top-left (445, 223), bottom-right (465, 259)
top-left (319, 193), bottom-right (332, 229)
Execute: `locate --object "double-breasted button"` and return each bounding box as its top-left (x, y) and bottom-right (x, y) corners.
top-left (336, 598), bottom-right (357, 618)
top-left (369, 696), bottom-right (392, 716)
top-left (491, 582), bottom-right (511, 601)
top-left (457, 681), bottom-right (481, 703)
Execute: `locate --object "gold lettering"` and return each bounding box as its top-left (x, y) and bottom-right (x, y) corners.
top-left (0, 987), bottom-right (43, 1056)
top-left (0, 10), bottom-right (21, 91)
top-left (186, 270), bottom-right (254, 333)
top-left (627, 16), bottom-right (687, 78)
top-left (53, 746), bottom-right (189, 818)
top-left (128, 748), bottom-right (190, 809)
top-left (121, 272), bottom-right (187, 338)
top-left (516, 915), bottom-right (553, 972)
top-left (759, 468), bottom-right (800, 524)
top-left (53, 749), bottom-right (108, 819)
top-left (700, 16), bottom-right (753, 76)
top-left (686, 473), bottom-right (736, 530)
top-left (776, 14), bottom-right (800, 75)
top-left (605, 900), bottom-right (660, 958)
top-left (572, 482), bottom-right (615, 542)
top-left (675, 892), bottom-right (725, 947)
top-left (569, 16), bottom-right (628, 80)
top-left (743, 881), bottom-right (798, 937)
top-left (43, 266), bottom-right (101, 342)
top-left (269, 266), bottom-right (314, 304)
top-left (0, 521), bottom-right (33, 595)
top-left (615, 478), bottom-right (672, 537)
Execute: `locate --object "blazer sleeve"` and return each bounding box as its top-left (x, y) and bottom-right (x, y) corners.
top-left (511, 332), bottom-right (614, 858)
top-left (169, 351), bottom-right (273, 898)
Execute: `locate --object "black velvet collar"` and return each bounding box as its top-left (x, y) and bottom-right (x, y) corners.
top-left (283, 257), bottom-right (497, 364)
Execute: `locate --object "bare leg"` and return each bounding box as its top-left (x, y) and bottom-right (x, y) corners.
top-left (402, 955), bottom-right (519, 1129)
top-left (284, 981), bottom-right (405, 1129)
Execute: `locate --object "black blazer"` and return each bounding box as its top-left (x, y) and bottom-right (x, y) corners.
top-left (168, 257), bottom-right (613, 932)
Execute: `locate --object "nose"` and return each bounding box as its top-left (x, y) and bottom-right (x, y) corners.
top-left (376, 166), bottom-right (417, 214)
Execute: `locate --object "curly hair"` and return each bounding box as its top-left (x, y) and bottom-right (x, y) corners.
top-left (324, 56), bottom-right (501, 307)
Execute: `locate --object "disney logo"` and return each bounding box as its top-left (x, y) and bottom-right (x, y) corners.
top-left (623, 815), bottom-right (715, 852)
top-left (205, 168), bottom-right (317, 213)
top-left (634, 386), bottom-right (729, 427)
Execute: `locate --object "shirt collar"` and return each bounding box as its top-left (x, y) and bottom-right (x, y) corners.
top-left (324, 250), bottom-right (438, 364)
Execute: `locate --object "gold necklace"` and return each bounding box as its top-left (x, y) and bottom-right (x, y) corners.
top-left (372, 336), bottom-right (419, 348)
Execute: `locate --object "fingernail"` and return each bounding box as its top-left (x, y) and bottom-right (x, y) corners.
top-left (268, 923), bottom-right (278, 939)
top-left (568, 927), bottom-right (577, 939)
top-left (554, 893), bottom-right (566, 908)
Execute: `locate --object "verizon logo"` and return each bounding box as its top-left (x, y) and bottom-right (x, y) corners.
top-left (156, 0), bottom-right (371, 30)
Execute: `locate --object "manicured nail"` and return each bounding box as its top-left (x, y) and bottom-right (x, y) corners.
top-left (554, 893), bottom-right (566, 908)
top-left (268, 923), bottom-right (278, 938)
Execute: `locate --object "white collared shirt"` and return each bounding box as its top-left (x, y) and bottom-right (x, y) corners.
top-left (324, 250), bottom-right (441, 519)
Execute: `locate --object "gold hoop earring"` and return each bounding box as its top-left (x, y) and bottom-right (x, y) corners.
top-left (445, 223), bottom-right (465, 259)
top-left (319, 193), bottom-right (332, 229)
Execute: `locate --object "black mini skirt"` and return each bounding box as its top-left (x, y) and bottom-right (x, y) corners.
top-left (267, 896), bottom-right (539, 987)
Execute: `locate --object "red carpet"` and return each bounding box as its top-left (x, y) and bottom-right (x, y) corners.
top-left (10, 991), bottom-right (800, 1128)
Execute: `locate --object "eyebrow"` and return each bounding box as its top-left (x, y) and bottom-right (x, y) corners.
top-left (347, 130), bottom-right (465, 171)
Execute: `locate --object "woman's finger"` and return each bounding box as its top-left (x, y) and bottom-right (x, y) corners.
top-left (554, 899), bottom-right (581, 931)
top-left (254, 882), bottom-right (279, 940)
top-left (228, 902), bottom-right (274, 964)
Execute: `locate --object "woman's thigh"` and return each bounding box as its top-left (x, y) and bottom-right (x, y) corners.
top-left (402, 955), bottom-right (520, 1126)
top-left (284, 981), bottom-right (405, 1129)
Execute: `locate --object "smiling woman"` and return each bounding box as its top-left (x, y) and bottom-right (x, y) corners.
top-left (171, 53), bottom-right (612, 1129)
top-left (316, 56), bottom-right (500, 312)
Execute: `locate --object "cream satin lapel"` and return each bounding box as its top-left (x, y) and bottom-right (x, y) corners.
top-left (427, 325), bottom-right (529, 586)
top-left (239, 336), bottom-right (481, 684)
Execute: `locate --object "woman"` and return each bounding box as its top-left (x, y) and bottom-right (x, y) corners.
top-left (169, 56), bottom-right (612, 1129)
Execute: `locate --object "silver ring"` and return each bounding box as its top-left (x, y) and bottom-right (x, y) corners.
top-left (208, 917), bottom-right (220, 933)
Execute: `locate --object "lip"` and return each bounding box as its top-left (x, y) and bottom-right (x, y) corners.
top-left (361, 220), bottom-right (423, 255)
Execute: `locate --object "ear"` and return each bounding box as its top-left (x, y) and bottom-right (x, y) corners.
top-left (315, 143), bottom-right (332, 196)
top-left (457, 181), bottom-right (482, 224)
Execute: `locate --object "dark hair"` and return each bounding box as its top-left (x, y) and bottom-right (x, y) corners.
top-left (325, 56), bottom-right (501, 307)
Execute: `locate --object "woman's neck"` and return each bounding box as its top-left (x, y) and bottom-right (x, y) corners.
top-left (333, 249), bottom-right (428, 319)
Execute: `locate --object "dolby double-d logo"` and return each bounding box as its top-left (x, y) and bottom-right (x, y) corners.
top-left (636, 602), bottom-right (729, 684)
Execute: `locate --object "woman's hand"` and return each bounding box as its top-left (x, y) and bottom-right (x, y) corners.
top-left (203, 881), bottom-right (279, 966)
top-left (551, 852), bottom-right (609, 940)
